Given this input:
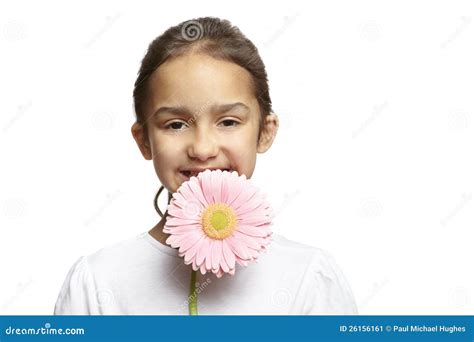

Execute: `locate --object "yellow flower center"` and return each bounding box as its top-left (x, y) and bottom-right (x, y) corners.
top-left (202, 203), bottom-right (237, 239)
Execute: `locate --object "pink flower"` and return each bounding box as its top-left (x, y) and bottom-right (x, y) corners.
top-left (164, 169), bottom-right (273, 278)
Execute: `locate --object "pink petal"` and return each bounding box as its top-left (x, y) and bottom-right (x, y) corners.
top-left (166, 206), bottom-right (188, 219)
top-left (183, 237), bottom-right (204, 264)
top-left (200, 263), bottom-right (207, 275)
top-left (220, 171), bottom-right (230, 203)
top-left (233, 230), bottom-right (264, 250)
top-left (166, 217), bottom-right (199, 227)
top-left (164, 223), bottom-right (200, 235)
top-left (234, 232), bottom-right (260, 260)
top-left (178, 184), bottom-right (194, 202)
top-left (192, 261), bottom-right (199, 271)
top-left (226, 236), bottom-right (250, 260)
top-left (220, 255), bottom-right (229, 273)
top-left (229, 183), bottom-right (258, 209)
top-left (225, 173), bottom-right (245, 206)
top-left (179, 232), bottom-right (204, 254)
top-left (205, 245), bottom-right (212, 270)
top-left (211, 169), bottom-right (223, 203)
top-left (219, 240), bottom-right (229, 273)
top-left (188, 176), bottom-right (208, 207)
top-left (222, 239), bottom-right (236, 270)
top-left (235, 255), bottom-right (249, 266)
top-left (234, 195), bottom-right (267, 216)
top-left (179, 182), bottom-right (196, 201)
top-left (170, 192), bottom-right (187, 209)
top-left (177, 188), bottom-right (203, 219)
top-left (246, 246), bottom-right (260, 259)
top-left (196, 237), bottom-right (212, 267)
top-left (238, 214), bottom-right (272, 227)
top-left (166, 231), bottom-right (197, 248)
top-left (211, 240), bottom-right (222, 271)
top-left (199, 170), bottom-right (215, 204)
top-left (256, 234), bottom-right (273, 246)
top-left (259, 206), bottom-right (274, 218)
top-left (236, 224), bottom-right (271, 238)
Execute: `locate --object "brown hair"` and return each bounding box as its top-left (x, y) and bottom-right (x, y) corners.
top-left (132, 17), bottom-right (273, 216)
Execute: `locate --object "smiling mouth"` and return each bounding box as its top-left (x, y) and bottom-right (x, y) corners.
top-left (180, 168), bottom-right (233, 178)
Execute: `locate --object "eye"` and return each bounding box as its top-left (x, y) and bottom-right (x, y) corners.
top-left (219, 119), bottom-right (240, 127)
top-left (165, 121), bottom-right (188, 130)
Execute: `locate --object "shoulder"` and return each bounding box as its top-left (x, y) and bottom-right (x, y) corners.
top-left (54, 233), bottom-right (155, 314)
top-left (61, 233), bottom-right (155, 291)
top-left (269, 233), bottom-right (358, 314)
top-left (267, 233), bottom-right (347, 281)
top-left (269, 233), bottom-right (334, 266)
top-left (54, 255), bottom-right (95, 314)
top-left (85, 232), bottom-right (152, 271)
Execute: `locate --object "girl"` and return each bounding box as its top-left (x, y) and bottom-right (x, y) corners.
top-left (54, 17), bottom-right (357, 315)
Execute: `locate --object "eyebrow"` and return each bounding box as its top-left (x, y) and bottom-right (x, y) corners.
top-left (153, 102), bottom-right (250, 118)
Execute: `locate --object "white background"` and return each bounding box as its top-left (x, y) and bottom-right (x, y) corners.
top-left (1, 0), bottom-right (473, 314)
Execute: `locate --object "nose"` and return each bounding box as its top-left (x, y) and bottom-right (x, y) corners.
top-left (187, 126), bottom-right (219, 162)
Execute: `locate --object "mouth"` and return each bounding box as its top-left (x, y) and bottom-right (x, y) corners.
top-left (179, 167), bottom-right (234, 179)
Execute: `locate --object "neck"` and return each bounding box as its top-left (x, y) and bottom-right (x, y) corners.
top-left (148, 190), bottom-right (172, 247)
top-left (148, 213), bottom-right (170, 247)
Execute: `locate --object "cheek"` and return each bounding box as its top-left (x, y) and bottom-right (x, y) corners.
top-left (149, 133), bottom-right (183, 159)
top-left (150, 137), bottom-right (181, 189)
top-left (224, 135), bottom-right (257, 171)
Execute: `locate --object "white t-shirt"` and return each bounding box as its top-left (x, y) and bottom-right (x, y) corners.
top-left (54, 232), bottom-right (358, 315)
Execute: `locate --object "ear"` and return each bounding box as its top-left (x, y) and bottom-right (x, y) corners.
top-left (131, 122), bottom-right (152, 160)
top-left (257, 113), bottom-right (279, 153)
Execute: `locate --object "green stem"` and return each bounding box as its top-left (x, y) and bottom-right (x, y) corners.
top-left (188, 269), bottom-right (198, 315)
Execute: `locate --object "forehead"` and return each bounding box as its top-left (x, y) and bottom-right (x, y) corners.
top-left (146, 52), bottom-right (257, 110)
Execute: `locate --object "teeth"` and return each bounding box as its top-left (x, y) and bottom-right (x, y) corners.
top-left (181, 168), bottom-right (232, 178)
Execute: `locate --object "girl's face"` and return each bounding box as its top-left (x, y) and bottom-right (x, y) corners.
top-left (132, 52), bottom-right (278, 193)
